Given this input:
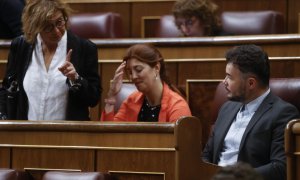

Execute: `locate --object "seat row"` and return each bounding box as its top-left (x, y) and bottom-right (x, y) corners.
top-left (0, 169), bottom-right (117, 180)
top-left (69, 11), bottom-right (285, 39)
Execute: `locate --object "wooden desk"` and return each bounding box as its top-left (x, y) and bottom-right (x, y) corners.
top-left (0, 116), bottom-right (219, 180)
top-left (285, 119), bottom-right (300, 180)
top-left (1, 34), bottom-right (300, 59)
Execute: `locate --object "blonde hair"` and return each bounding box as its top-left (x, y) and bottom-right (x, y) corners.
top-left (22, 0), bottom-right (71, 44)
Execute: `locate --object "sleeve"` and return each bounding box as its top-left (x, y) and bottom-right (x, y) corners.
top-left (168, 98), bottom-right (192, 122)
top-left (100, 101), bottom-right (131, 121)
top-left (100, 95), bottom-right (136, 122)
top-left (202, 102), bottom-right (230, 163)
top-left (202, 122), bottom-right (215, 163)
top-left (100, 111), bottom-right (115, 121)
top-left (68, 40), bottom-right (101, 107)
top-left (255, 104), bottom-right (300, 180)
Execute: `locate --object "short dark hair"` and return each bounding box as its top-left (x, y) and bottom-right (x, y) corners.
top-left (225, 44), bottom-right (270, 87)
top-left (212, 162), bottom-right (264, 180)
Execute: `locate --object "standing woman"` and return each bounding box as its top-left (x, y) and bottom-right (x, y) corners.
top-left (101, 44), bottom-right (191, 122)
top-left (0, 0), bottom-right (101, 120)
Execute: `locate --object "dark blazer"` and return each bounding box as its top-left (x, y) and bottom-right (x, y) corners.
top-left (0, 32), bottom-right (101, 120)
top-left (202, 92), bottom-right (299, 180)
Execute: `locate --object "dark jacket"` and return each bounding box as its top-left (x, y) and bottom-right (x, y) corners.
top-left (202, 92), bottom-right (299, 180)
top-left (0, 0), bottom-right (25, 39)
top-left (0, 32), bottom-right (101, 120)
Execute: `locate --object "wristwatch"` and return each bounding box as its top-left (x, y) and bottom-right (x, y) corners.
top-left (0, 112), bottom-right (7, 120)
top-left (69, 73), bottom-right (83, 91)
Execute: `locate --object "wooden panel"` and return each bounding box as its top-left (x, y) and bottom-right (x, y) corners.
top-left (142, 16), bottom-right (161, 38)
top-left (178, 61), bottom-right (226, 85)
top-left (0, 132), bottom-right (174, 148)
top-left (12, 148), bottom-right (95, 170)
top-left (0, 147), bottom-right (10, 168)
top-left (186, 79), bottom-right (222, 149)
top-left (97, 150), bottom-right (174, 180)
top-left (287, 0), bottom-right (300, 33)
top-left (131, 2), bottom-right (174, 37)
top-left (0, 60), bottom-right (6, 81)
top-left (109, 173), bottom-right (164, 180)
top-left (0, 117), bottom-right (219, 180)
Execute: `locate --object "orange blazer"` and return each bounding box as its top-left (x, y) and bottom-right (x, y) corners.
top-left (101, 83), bottom-right (191, 122)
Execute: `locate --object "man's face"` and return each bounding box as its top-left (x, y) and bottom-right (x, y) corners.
top-left (223, 63), bottom-right (247, 102)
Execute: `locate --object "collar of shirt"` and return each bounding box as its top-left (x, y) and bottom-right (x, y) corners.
top-left (243, 88), bottom-right (270, 114)
top-left (37, 31), bottom-right (67, 52)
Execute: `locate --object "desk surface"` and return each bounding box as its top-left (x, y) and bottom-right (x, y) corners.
top-left (1, 34), bottom-right (300, 60)
top-left (0, 117), bottom-right (219, 180)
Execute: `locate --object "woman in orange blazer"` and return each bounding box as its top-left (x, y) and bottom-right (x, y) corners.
top-left (101, 44), bottom-right (191, 122)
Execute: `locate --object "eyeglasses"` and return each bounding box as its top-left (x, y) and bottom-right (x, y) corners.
top-left (43, 17), bottom-right (66, 33)
top-left (175, 17), bottom-right (197, 28)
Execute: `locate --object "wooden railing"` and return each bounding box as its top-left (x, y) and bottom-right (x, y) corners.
top-left (0, 116), bottom-right (219, 180)
top-left (285, 119), bottom-right (300, 180)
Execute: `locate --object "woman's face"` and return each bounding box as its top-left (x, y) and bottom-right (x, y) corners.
top-left (175, 16), bottom-right (205, 37)
top-left (40, 11), bottom-right (66, 46)
top-left (125, 58), bottom-right (159, 93)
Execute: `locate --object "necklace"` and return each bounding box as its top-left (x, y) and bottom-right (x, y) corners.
top-left (145, 100), bottom-right (161, 111)
top-left (138, 98), bottom-right (161, 122)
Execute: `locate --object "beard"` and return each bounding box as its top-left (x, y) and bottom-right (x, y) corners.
top-left (227, 95), bottom-right (245, 102)
top-left (226, 85), bottom-right (246, 102)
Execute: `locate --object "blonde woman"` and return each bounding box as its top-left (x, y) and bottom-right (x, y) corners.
top-left (0, 0), bottom-right (101, 120)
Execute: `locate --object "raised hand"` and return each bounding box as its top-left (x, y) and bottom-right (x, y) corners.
top-left (58, 49), bottom-right (78, 81)
top-left (107, 61), bottom-right (126, 97)
top-left (104, 61), bottom-right (126, 111)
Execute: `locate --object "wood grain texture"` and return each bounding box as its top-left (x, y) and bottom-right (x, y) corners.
top-left (0, 117), bottom-right (219, 180)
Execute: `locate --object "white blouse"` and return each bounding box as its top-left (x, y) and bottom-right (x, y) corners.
top-left (23, 32), bottom-right (69, 120)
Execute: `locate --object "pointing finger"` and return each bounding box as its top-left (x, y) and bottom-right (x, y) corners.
top-left (66, 49), bottom-right (73, 62)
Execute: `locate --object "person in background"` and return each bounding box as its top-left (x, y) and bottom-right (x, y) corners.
top-left (172, 0), bottom-right (228, 37)
top-left (101, 43), bottom-right (191, 122)
top-left (0, 0), bottom-right (25, 39)
top-left (0, 0), bottom-right (101, 120)
top-left (202, 44), bottom-right (299, 180)
top-left (212, 162), bottom-right (263, 180)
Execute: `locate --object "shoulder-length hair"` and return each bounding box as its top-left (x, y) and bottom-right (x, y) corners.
top-left (123, 43), bottom-right (183, 95)
top-left (22, 0), bottom-right (72, 44)
top-left (172, 0), bottom-right (221, 36)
